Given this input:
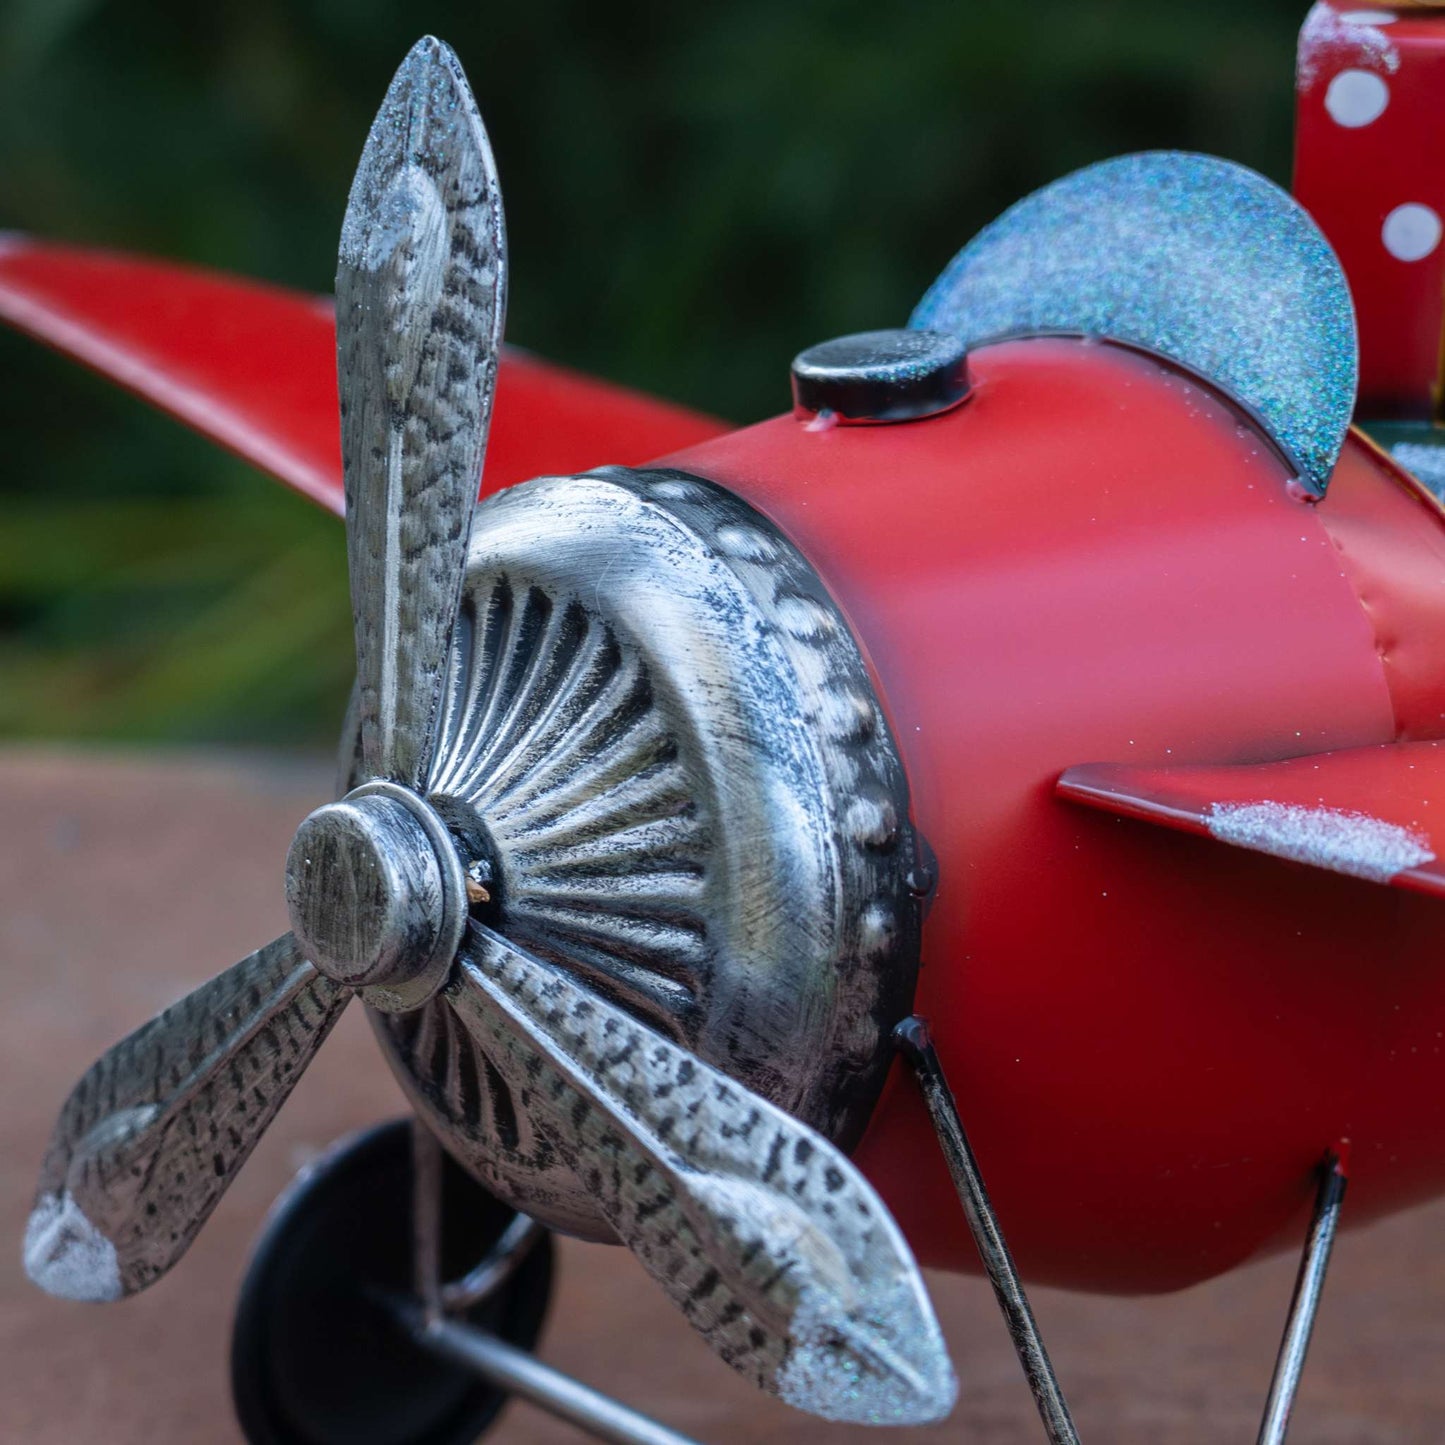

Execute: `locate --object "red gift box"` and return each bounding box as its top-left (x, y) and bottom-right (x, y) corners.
top-left (1295, 1), bottom-right (1445, 420)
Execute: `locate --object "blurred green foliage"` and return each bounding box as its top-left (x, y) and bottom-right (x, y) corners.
top-left (1, 0), bottom-right (1309, 747)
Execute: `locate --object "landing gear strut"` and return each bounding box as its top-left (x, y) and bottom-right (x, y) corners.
top-left (230, 1119), bottom-right (553, 1445)
top-left (230, 1118), bottom-right (701, 1445)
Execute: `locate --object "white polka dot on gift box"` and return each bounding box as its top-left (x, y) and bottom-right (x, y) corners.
top-left (1326, 67), bottom-right (1392, 125)
top-left (1383, 203), bottom-right (1443, 262)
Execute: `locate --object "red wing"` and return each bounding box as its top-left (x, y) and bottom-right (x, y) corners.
top-left (1059, 741), bottom-right (1445, 898)
top-left (0, 237), bottom-right (727, 516)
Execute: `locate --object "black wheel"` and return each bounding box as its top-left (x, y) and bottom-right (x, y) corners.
top-left (231, 1118), bottom-right (554, 1445)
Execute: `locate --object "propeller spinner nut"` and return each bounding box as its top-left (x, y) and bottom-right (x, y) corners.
top-left (284, 781), bottom-right (467, 1011)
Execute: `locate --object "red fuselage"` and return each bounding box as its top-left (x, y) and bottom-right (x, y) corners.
top-left (661, 337), bottom-right (1445, 1293)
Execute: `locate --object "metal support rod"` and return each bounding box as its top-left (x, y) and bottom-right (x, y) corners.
top-left (440, 1211), bottom-right (545, 1312)
top-left (411, 1118), bottom-right (445, 1324)
top-left (895, 1016), bottom-right (1082, 1445)
top-left (406, 1121), bottom-right (700, 1443)
top-left (407, 1310), bottom-right (705, 1445)
top-left (1256, 1150), bottom-right (1348, 1445)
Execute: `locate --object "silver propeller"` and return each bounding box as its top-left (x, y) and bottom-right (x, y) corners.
top-left (446, 923), bottom-right (957, 1426)
top-left (22, 33), bottom-right (502, 1305)
top-left (24, 33), bottom-right (955, 1428)
top-left (337, 34), bottom-right (504, 793)
top-left (25, 935), bottom-right (346, 1301)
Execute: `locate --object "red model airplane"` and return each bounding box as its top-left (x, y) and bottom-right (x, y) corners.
top-left (9, 6), bottom-right (1445, 1443)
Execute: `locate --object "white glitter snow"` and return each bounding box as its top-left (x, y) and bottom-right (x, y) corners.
top-left (23, 1191), bottom-right (122, 1302)
top-left (1390, 441), bottom-right (1445, 496)
top-left (1299, 2), bottom-right (1400, 89)
top-left (1208, 801), bottom-right (1433, 883)
top-left (777, 1279), bottom-right (958, 1427)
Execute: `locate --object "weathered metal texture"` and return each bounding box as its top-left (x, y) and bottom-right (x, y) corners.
top-left (372, 465), bottom-right (923, 1241)
top-left (285, 781), bottom-right (470, 1013)
top-left (446, 924), bottom-right (954, 1425)
top-left (23, 37), bottom-right (949, 1424)
top-left (24, 35), bottom-right (501, 1305)
top-left (25, 38), bottom-right (508, 1314)
top-left (337, 36), bottom-right (505, 793)
top-left (24, 934), bottom-right (347, 1301)
top-left (286, 787), bottom-right (451, 988)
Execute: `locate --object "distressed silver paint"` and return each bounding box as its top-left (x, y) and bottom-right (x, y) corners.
top-left (24, 37), bottom-right (950, 1425)
top-left (1208, 801), bottom-right (1434, 882)
top-left (911, 152), bottom-right (1358, 495)
top-left (25, 32), bottom-right (502, 1308)
top-left (338, 35), bottom-right (506, 793)
top-left (286, 780), bottom-right (469, 1013)
top-left (445, 924), bottom-right (955, 1425)
top-left (25, 933), bottom-right (347, 1297)
top-left (374, 466), bottom-right (922, 1242)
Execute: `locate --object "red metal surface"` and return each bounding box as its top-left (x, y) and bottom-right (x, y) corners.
top-left (1294, 1), bottom-right (1445, 418)
top-left (1059, 741), bottom-right (1445, 899)
top-left (664, 337), bottom-right (1445, 1293)
top-left (0, 237), bottom-right (727, 513)
top-left (1311, 432), bottom-right (1445, 735)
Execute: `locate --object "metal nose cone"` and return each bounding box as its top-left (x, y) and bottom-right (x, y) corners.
top-left (284, 781), bottom-right (467, 1011)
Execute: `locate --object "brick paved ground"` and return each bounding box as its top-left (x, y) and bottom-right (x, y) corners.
top-left (3, 747), bottom-right (1444, 1444)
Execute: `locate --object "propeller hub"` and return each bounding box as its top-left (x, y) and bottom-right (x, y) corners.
top-left (284, 782), bottom-right (467, 1010)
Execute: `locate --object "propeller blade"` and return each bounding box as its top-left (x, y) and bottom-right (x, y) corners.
top-left (24, 934), bottom-right (347, 1301)
top-left (445, 924), bottom-right (957, 1427)
top-left (337, 36), bottom-right (507, 792)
